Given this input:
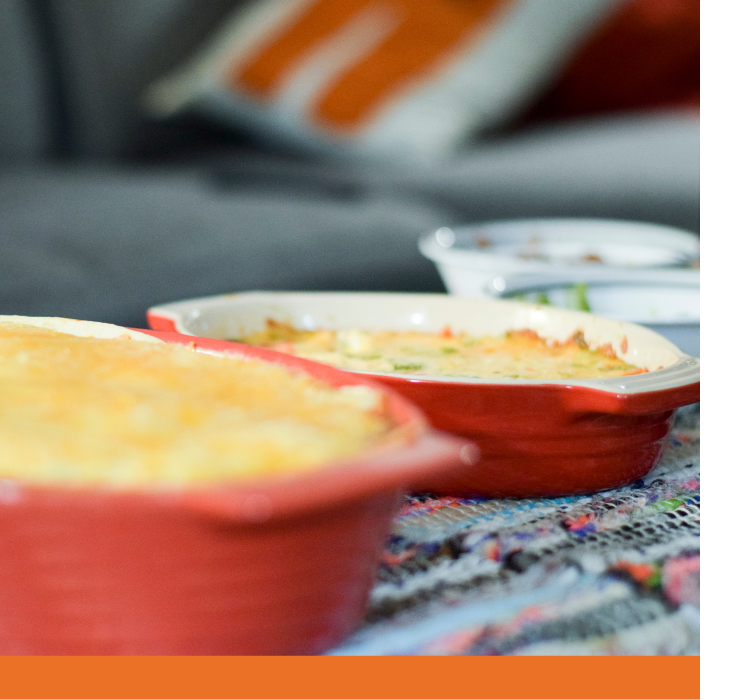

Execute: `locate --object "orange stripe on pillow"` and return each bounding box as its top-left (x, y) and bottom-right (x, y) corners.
top-left (231, 0), bottom-right (516, 131)
top-left (313, 0), bottom-right (516, 131)
top-left (232, 0), bottom-right (375, 98)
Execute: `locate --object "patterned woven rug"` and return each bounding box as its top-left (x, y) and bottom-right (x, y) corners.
top-left (331, 403), bottom-right (700, 655)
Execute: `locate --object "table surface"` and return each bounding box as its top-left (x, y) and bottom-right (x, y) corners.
top-left (332, 403), bottom-right (700, 655)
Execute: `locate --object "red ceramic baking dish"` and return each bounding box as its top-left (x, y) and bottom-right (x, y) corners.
top-left (148, 292), bottom-right (700, 498)
top-left (0, 316), bottom-right (473, 655)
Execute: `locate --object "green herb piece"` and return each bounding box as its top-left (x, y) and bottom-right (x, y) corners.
top-left (392, 362), bottom-right (423, 371)
top-left (568, 283), bottom-right (591, 312)
top-left (576, 283), bottom-right (591, 312)
top-left (570, 331), bottom-right (588, 349)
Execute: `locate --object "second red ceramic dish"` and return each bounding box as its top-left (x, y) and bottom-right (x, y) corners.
top-left (148, 292), bottom-right (700, 498)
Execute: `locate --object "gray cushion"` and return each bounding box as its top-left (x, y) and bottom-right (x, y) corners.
top-left (378, 112), bottom-right (700, 233)
top-left (0, 113), bottom-right (699, 328)
top-left (0, 0), bottom-right (53, 161)
top-left (0, 165), bottom-right (449, 327)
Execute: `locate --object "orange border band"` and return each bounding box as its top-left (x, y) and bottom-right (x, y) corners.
top-left (0, 656), bottom-right (699, 699)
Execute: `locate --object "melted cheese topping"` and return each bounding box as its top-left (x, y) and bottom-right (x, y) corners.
top-left (0, 322), bottom-right (392, 487)
top-left (237, 321), bottom-right (643, 380)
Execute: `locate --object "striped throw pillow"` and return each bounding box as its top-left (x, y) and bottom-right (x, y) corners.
top-left (146, 0), bottom-right (622, 160)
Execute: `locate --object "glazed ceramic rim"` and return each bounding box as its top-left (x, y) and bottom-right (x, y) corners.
top-left (0, 315), bottom-right (473, 522)
top-left (419, 218), bottom-right (700, 272)
top-left (146, 292), bottom-right (700, 396)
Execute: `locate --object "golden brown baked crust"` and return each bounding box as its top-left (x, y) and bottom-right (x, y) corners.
top-left (238, 320), bottom-right (645, 380)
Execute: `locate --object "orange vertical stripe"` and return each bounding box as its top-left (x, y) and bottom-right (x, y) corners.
top-left (313, 0), bottom-right (515, 130)
top-left (231, 0), bottom-right (516, 131)
top-left (232, 0), bottom-right (375, 98)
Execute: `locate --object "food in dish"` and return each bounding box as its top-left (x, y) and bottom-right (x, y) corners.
top-left (510, 282), bottom-right (592, 312)
top-left (514, 236), bottom-right (604, 265)
top-left (0, 319), bottom-right (393, 487)
top-left (235, 320), bottom-right (644, 380)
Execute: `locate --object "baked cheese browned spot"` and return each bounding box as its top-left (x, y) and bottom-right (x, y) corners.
top-left (238, 320), bottom-right (644, 380)
top-left (0, 322), bottom-right (393, 487)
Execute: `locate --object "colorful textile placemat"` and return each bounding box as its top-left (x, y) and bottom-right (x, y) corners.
top-left (332, 403), bottom-right (700, 655)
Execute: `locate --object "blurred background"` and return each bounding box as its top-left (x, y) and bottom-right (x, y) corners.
top-left (0, 0), bottom-right (699, 328)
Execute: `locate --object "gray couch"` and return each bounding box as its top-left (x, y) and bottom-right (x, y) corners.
top-left (0, 0), bottom-right (699, 328)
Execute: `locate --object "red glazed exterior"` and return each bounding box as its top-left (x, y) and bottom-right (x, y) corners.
top-left (0, 489), bottom-right (399, 655)
top-left (372, 376), bottom-right (695, 498)
top-left (0, 329), bottom-right (472, 655)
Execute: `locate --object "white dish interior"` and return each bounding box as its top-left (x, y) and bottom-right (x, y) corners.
top-left (148, 292), bottom-right (699, 394)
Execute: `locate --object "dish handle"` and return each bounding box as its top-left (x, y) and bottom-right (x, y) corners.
top-left (567, 357), bottom-right (699, 414)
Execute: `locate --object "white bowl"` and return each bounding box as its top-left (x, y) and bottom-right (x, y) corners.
top-left (419, 218), bottom-right (700, 299)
